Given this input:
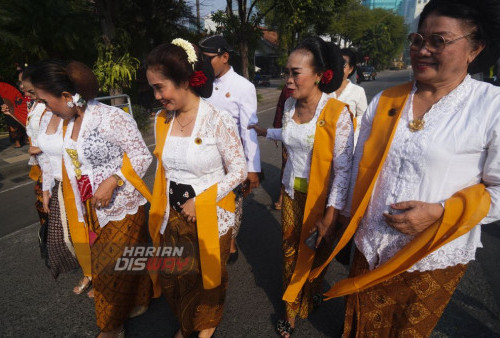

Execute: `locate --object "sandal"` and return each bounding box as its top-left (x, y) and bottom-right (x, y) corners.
top-left (273, 201), bottom-right (282, 210)
top-left (87, 288), bottom-right (94, 298)
top-left (276, 319), bottom-right (294, 337)
top-left (73, 276), bottom-right (92, 295)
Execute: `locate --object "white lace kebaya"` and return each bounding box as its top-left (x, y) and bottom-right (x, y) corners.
top-left (266, 93), bottom-right (354, 210)
top-left (159, 99), bottom-right (247, 237)
top-left (62, 101), bottom-right (153, 227)
top-left (37, 111), bottom-right (63, 192)
top-left (347, 75), bottom-right (500, 272)
top-left (26, 102), bottom-right (46, 166)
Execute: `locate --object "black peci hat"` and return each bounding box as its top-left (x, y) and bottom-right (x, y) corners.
top-left (199, 35), bottom-right (234, 54)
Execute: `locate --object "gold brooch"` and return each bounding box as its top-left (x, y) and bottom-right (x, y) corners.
top-left (66, 148), bottom-right (82, 179)
top-left (318, 120), bottom-right (326, 127)
top-left (225, 92), bottom-right (231, 98)
top-left (194, 137), bottom-right (202, 145)
top-left (408, 119), bottom-right (425, 132)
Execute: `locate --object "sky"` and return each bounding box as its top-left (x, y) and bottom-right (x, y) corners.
top-left (194, 0), bottom-right (227, 17)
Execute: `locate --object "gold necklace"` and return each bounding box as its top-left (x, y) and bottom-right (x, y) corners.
top-left (175, 114), bottom-right (195, 132)
top-left (408, 118), bottom-right (425, 132)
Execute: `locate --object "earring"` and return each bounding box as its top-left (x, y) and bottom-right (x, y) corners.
top-left (314, 80), bottom-right (320, 85)
top-left (67, 101), bottom-right (75, 108)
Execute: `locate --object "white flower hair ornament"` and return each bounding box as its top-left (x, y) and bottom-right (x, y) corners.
top-left (171, 38), bottom-right (198, 69)
top-left (66, 93), bottom-right (86, 108)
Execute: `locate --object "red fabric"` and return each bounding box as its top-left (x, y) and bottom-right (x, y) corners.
top-left (0, 82), bottom-right (27, 126)
top-left (77, 175), bottom-right (93, 202)
top-left (273, 86), bottom-right (293, 128)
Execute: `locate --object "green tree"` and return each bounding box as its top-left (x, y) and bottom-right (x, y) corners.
top-left (259, 0), bottom-right (348, 67)
top-left (211, 0), bottom-right (277, 79)
top-left (328, 4), bottom-right (407, 69)
top-left (0, 0), bottom-right (98, 79)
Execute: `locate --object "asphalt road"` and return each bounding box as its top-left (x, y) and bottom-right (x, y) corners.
top-left (1, 70), bottom-right (499, 337)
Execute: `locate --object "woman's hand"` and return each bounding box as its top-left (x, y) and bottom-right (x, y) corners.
top-left (180, 198), bottom-right (196, 223)
top-left (91, 176), bottom-right (118, 209)
top-left (1, 104), bottom-right (12, 116)
top-left (313, 206), bottom-right (338, 248)
top-left (383, 201), bottom-right (444, 235)
top-left (29, 146), bottom-right (42, 155)
top-left (248, 124), bottom-right (267, 137)
top-left (42, 190), bottom-right (51, 213)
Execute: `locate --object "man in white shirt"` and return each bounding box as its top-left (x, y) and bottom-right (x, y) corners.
top-left (199, 35), bottom-right (261, 264)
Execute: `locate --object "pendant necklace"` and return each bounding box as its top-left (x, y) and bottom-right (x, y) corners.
top-left (175, 114), bottom-right (194, 132)
top-left (408, 118), bottom-right (425, 132)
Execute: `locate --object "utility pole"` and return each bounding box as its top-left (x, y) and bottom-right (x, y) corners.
top-left (196, 0), bottom-right (201, 33)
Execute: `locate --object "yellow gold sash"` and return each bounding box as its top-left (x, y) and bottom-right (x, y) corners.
top-left (282, 98), bottom-right (349, 302)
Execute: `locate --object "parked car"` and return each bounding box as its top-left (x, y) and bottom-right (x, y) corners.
top-left (357, 66), bottom-right (377, 82)
top-left (253, 74), bottom-right (271, 87)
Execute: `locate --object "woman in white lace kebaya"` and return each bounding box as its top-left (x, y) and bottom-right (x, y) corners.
top-left (31, 61), bottom-right (153, 338)
top-left (146, 40), bottom-right (246, 338)
top-left (310, 0), bottom-right (500, 336)
top-left (22, 67), bottom-right (50, 264)
top-left (22, 65), bottom-right (80, 280)
top-left (250, 37), bottom-right (354, 337)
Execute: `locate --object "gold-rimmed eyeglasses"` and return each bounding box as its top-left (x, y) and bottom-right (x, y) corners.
top-left (408, 32), bottom-right (472, 53)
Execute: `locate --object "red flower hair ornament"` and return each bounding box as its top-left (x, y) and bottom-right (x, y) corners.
top-left (320, 69), bottom-right (334, 84)
top-left (189, 71), bottom-right (207, 87)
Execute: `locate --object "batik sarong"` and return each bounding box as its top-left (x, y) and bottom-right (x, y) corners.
top-left (343, 249), bottom-right (467, 337)
top-left (282, 190), bottom-right (334, 319)
top-left (90, 205), bottom-right (152, 332)
top-left (159, 207), bottom-right (231, 336)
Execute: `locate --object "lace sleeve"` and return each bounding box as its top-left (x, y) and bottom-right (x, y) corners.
top-left (37, 112), bottom-right (55, 192)
top-left (104, 109), bottom-right (152, 179)
top-left (327, 108), bottom-right (354, 209)
top-left (215, 110), bottom-right (248, 201)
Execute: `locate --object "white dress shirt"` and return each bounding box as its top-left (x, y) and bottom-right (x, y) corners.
top-left (347, 76), bottom-right (500, 272)
top-left (206, 66), bottom-right (261, 172)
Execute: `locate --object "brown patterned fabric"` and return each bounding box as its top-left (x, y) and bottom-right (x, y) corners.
top-left (5, 115), bottom-right (26, 145)
top-left (47, 180), bottom-right (79, 278)
top-left (34, 175), bottom-right (49, 264)
top-left (282, 190), bottom-right (334, 319)
top-left (343, 249), bottom-right (467, 338)
top-left (159, 207), bottom-right (231, 337)
top-left (91, 205), bottom-right (152, 332)
top-left (232, 192), bottom-right (244, 238)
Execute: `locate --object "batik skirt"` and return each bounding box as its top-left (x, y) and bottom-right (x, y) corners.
top-left (159, 207), bottom-right (231, 336)
top-left (343, 249), bottom-right (467, 337)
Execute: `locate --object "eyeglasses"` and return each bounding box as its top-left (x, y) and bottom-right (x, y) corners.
top-left (408, 32), bottom-right (472, 53)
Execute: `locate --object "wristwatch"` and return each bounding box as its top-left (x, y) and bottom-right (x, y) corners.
top-left (112, 174), bottom-right (124, 187)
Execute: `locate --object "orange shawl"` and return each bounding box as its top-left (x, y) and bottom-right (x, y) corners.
top-left (282, 98), bottom-right (349, 302)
